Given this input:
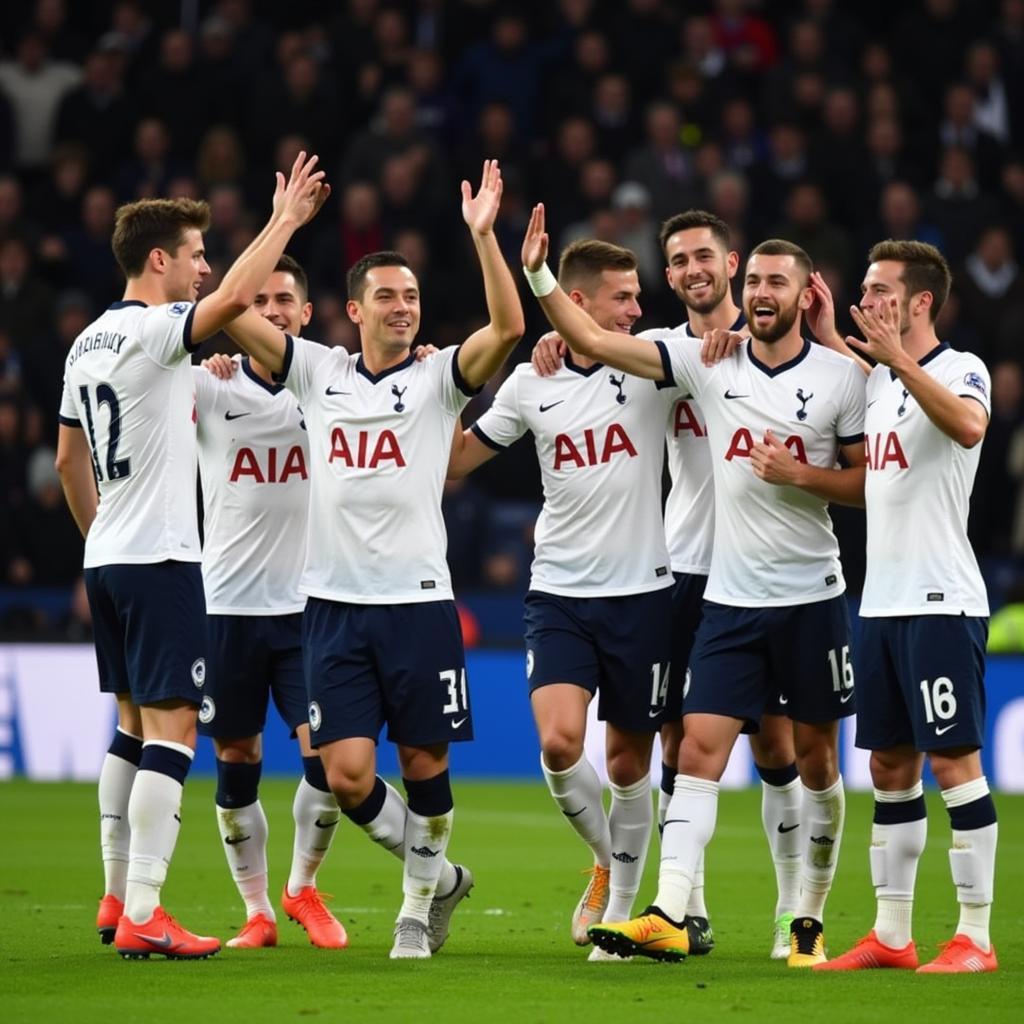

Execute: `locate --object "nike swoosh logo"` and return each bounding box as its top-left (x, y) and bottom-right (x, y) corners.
top-left (451, 717), bottom-right (467, 729)
top-left (539, 400), bottom-right (565, 412)
top-left (777, 823), bottom-right (799, 834)
top-left (840, 691), bottom-right (854, 703)
top-left (663, 819), bottom-right (690, 825)
top-left (562, 806), bottom-right (587, 818)
top-left (724, 390), bottom-right (749, 399)
top-left (778, 695), bottom-right (789, 705)
top-left (935, 723), bottom-right (958, 736)
top-left (134, 931), bottom-right (177, 949)
top-left (648, 708), bottom-right (664, 718)
top-left (224, 834), bottom-right (251, 845)
top-left (314, 817), bottom-right (337, 829)
top-left (224, 411), bottom-right (251, 420)
top-left (325, 386), bottom-right (351, 396)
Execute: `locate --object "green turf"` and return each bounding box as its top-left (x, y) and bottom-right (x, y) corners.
top-left (1, 779), bottom-right (1019, 1023)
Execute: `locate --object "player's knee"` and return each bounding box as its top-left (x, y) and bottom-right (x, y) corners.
top-left (795, 746), bottom-right (838, 790)
top-left (677, 733), bottom-right (724, 779)
top-left (325, 761), bottom-right (375, 808)
top-left (606, 749), bottom-right (650, 786)
top-left (214, 736), bottom-right (261, 763)
top-left (539, 728), bottom-right (584, 771)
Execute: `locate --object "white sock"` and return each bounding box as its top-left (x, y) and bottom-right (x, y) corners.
top-left (762, 777), bottom-right (803, 917)
top-left (286, 778), bottom-right (340, 898)
top-left (124, 742), bottom-right (193, 923)
top-left (654, 774), bottom-right (719, 922)
top-left (216, 799), bottom-right (274, 919)
top-left (351, 779), bottom-right (458, 897)
top-left (657, 784), bottom-right (672, 830)
top-left (942, 777), bottom-right (997, 952)
top-left (98, 748), bottom-right (138, 899)
top-left (541, 754), bottom-right (611, 867)
top-left (685, 851), bottom-right (708, 918)
top-left (400, 809), bottom-right (453, 924)
top-left (796, 775), bottom-right (845, 923)
top-left (605, 778), bottom-right (653, 921)
top-left (870, 783), bottom-right (927, 948)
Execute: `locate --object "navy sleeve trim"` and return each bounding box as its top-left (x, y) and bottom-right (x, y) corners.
top-left (653, 340), bottom-right (676, 390)
top-left (837, 432), bottom-right (864, 446)
top-left (470, 423), bottom-right (506, 451)
top-left (452, 346), bottom-right (484, 397)
top-left (58, 415), bottom-right (82, 427)
top-left (182, 304), bottom-right (199, 352)
top-left (958, 394), bottom-right (991, 418)
top-left (273, 334), bottom-right (295, 384)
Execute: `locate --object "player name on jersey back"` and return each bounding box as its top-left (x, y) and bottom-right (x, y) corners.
top-left (195, 358), bottom-right (309, 615)
top-left (655, 336), bottom-right (866, 607)
top-left (59, 300), bottom-right (201, 568)
top-left (279, 336), bottom-right (477, 604)
top-left (472, 352), bottom-right (676, 597)
top-left (860, 343), bottom-right (990, 617)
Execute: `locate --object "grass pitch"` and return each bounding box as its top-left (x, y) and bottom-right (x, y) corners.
top-left (1, 779), bottom-right (1020, 1023)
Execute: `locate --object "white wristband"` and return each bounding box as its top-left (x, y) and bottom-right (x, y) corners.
top-left (523, 263), bottom-right (557, 297)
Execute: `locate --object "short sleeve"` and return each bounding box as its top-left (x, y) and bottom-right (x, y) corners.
top-left (431, 345), bottom-right (480, 416)
top-left (836, 361), bottom-right (867, 445)
top-left (946, 353), bottom-right (991, 418)
top-left (58, 376), bottom-right (80, 427)
top-left (471, 372), bottom-right (526, 450)
top-left (653, 336), bottom-right (704, 397)
top-left (136, 302), bottom-right (198, 367)
top-left (276, 335), bottom-right (332, 403)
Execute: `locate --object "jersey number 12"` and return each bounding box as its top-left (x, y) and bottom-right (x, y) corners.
top-left (79, 383), bottom-right (131, 482)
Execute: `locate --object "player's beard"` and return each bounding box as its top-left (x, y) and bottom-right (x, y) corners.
top-left (745, 295), bottom-right (800, 343)
top-left (679, 273), bottom-right (728, 316)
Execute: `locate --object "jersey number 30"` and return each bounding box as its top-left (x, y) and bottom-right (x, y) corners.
top-left (79, 383), bottom-right (131, 481)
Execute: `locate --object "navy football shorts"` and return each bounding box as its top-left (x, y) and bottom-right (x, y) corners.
top-left (198, 612), bottom-right (306, 739)
top-left (85, 561), bottom-right (207, 706)
top-left (685, 595), bottom-right (855, 731)
top-left (302, 597), bottom-right (472, 748)
top-left (523, 587), bottom-right (674, 731)
top-left (855, 615), bottom-right (987, 753)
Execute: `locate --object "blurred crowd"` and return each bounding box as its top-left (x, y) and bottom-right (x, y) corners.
top-left (1, 0), bottom-right (1023, 638)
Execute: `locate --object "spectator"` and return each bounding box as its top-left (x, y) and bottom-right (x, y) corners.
top-left (59, 185), bottom-right (120, 308)
top-left (308, 181), bottom-right (383, 297)
top-left (925, 145), bottom-right (1000, 263)
top-left (966, 39), bottom-right (1012, 146)
top-left (115, 116), bottom-right (188, 200)
top-left (957, 226), bottom-right (1024, 365)
top-left (773, 181), bottom-right (852, 281)
top-left (0, 237), bottom-right (53, 351)
top-left (623, 100), bottom-right (701, 221)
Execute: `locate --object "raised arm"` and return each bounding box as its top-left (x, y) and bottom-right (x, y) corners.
top-left (848, 297), bottom-right (987, 448)
top-left (455, 161), bottom-right (526, 389)
top-left (191, 151), bottom-right (330, 346)
top-left (522, 203), bottom-right (665, 379)
top-left (750, 432), bottom-right (867, 508)
top-left (223, 307), bottom-right (289, 373)
top-left (55, 425), bottom-right (98, 537)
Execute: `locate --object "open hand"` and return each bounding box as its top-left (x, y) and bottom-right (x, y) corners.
top-left (521, 203), bottom-right (549, 272)
top-left (806, 271), bottom-right (840, 346)
top-left (461, 159), bottom-right (503, 236)
top-left (201, 353), bottom-right (239, 380)
top-left (700, 329), bottom-right (743, 367)
top-left (273, 151), bottom-right (329, 227)
top-left (532, 331), bottom-right (566, 377)
top-left (848, 295), bottom-right (904, 367)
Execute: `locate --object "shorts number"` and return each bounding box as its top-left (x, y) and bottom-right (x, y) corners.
top-left (649, 661), bottom-right (671, 709)
top-left (827, 645), bottom-right (854, 692)
top-left (919, 676), bottom-right (957, 723)
top-left (79, 382), bottom-right (131, 482)
top-left (440, 668), bottom-right (468, 715)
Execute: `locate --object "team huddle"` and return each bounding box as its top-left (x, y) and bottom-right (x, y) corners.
top-left (56, 152), bottom-right (998, 973)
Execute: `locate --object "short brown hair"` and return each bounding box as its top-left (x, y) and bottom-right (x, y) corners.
top-left (658, 209), bottom-right (730, 254)
top-left (557, 239), bottom-right (637, 293)
top-left (274, 254), bottom-right (309, 301)
top-left (867, 239), bottom-right (951, 321)
top-left (346, 250), bottom-right (411, 301)
top-left (111, 198), bottom-right (210, 279)
top-left (748, 238), bottom-right (813, 283)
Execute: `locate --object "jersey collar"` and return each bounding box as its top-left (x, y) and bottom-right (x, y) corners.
top-left (889, 341), bottom-right (950, 380)
top-left (748, 337), bottom-right (810, 378)
top-left (108, 300), bottom-right (147, 309)
top-left (242, 356), bottom-right (285, 395)
top-left (682, 311), bottom-right (747, 338)
top-left (356, 351), bottom-right (416, 384)
top-left (565, 350), bottom-right (603, 376)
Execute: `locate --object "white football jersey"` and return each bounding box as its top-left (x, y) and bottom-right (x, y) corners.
top-left (194, 358), bottom-right (309, 615)
top-left (656, 337), bottom-right (866, 607)
top-left (860, 344), bottom-right (990, 617)
top-left (473, 351), bottom-right (678, 597)
top-left (639, 314), bottom-right (747, 577)
top-left (280, 337), bottom-right (475, 604)
top-left (59, 300), bottom-right (201, 568)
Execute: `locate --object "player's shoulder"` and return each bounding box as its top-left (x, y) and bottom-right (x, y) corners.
top-left (805, 341), bottom-right (857, 371)
top-left (636, 322), bottom-right (688, 342)
top-left (933, 343), bottom-right (987, 376)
